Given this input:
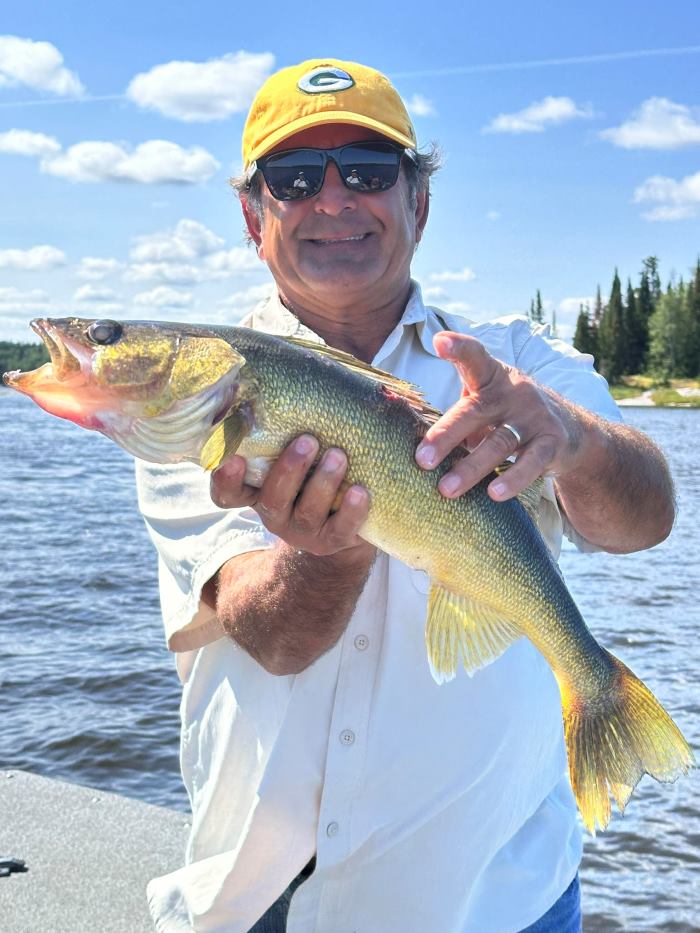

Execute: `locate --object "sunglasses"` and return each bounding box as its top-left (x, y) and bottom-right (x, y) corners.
top-left (246, 141), bottom-right (416, 201)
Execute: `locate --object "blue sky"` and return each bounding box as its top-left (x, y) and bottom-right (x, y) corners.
top-left (1, 1), bottom-right (699, 343)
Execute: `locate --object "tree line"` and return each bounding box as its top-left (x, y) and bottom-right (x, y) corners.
top-left (530, 257), bottom-right (700, 383)
top-left (0, 340), bottom-right (49, 377)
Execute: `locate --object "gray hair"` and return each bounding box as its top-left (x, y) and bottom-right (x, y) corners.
top-left (230, 143), bottom-right (442, 237)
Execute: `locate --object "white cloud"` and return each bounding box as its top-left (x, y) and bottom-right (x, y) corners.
top-left (486, 210), bottom-right (501, 221)
top-left (483, 96), bottom-right (593, 134)
top-left (0, 286), bottom-right (50, 308)
top-left (430, 266), bottom-right (477, 282)
top-left (202, 247), bottom-right (260, 277)
top-left (600, 97), bottom-right (700, 150)
top-left (134, 286), bottom-right (193, 308)
top-left (75, 257), bottom-right (123, 280)
top-left (441, 301), bottom-right (472, 315)
top-left (130, 219), bottom-right (224, 263)
top-left (216, 283), bottom-right (274, 319)
top-left (558, 296), bottom-right (596, 318)
top-left (405, 94), bottom-right (437, 118)
top-left (41, 140), bottom-right (219, 184)
top-left (0, 244), bottom-right (66, 270)
top-left (125, 262), bottom-right (202, 285)
top-left (74, 284), bottom-right (117, 302)
top-left (0, 35), bottom-right (84, 96)
top-left (126, 51), bottom-right (274, 122)
top-left (422, 285), bottom-right (447, 300)
top-left (634, 170), bottom-right (700, 220)
top-left (0, 129), bottom-right (61, 157)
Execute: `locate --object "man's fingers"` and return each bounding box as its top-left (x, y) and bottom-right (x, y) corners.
top-left (291, 448), bottom-right (349, 535)
top-left (256, 434), bottom-right (319, 524)
top-left (320, 485), bottom-right (371, 551)
top-left (211, 455), bottom-right (257, 509)
top-left (488, 444), bottom-right (553, 501)
top-left (433, 331), bottom-right (502, 392)
top-left (436, 425), bottom-right (523, 497)
top-left (416, 397), bottom-right (489, 469)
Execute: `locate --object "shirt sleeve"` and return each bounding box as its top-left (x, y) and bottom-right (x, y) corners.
top-left (510, 318), bottom-right (623, 553)
top-left (135, 459), bottom-right (276, 653)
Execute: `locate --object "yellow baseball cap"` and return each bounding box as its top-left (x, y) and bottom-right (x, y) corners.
top-left (242, 58), bottom-right (417, 168)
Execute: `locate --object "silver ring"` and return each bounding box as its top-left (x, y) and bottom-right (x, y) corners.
top-left (501, 423), bottom-right (522, 446)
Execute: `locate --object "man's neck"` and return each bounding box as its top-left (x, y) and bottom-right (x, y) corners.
top-left (278, 282), bottom-right (413, 363)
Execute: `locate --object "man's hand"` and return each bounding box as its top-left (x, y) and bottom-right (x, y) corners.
top-left (211, 434), bottom-right (374, 559)
top-left (208, 435), bottom-right (376, 674)
top-left (415, 332), bottom-right (581, 502)
top-left (415, 331), bottom-right (674, 553)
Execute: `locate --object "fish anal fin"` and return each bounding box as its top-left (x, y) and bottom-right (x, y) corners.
top-left (425, 583), bottom-right (522, 684)
top-left (200, 410), bottom-right (249, 471)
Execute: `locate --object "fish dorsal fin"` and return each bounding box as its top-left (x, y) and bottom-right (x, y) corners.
top-left (494, 462), bottom-right (544, 527)
top-left (283, 336), bottom-right (442, 425)
top-left (200, 410), bottom-right (249, 471)
top-left (425, 582), bottom-right (522, 684)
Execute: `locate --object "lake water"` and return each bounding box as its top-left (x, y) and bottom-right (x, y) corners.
top-left (1, 394), bottom-right (698, 931)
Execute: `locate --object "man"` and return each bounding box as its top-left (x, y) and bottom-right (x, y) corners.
top-left (136, 59), bottom-right (674, 932)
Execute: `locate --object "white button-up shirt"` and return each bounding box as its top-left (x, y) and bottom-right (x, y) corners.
top-left (136, 283), bottom-right (621, 933)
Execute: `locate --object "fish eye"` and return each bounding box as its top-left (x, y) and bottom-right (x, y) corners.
top-left (86, 320), bottom-right (123, 345)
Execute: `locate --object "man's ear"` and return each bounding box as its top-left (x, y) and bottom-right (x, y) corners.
top-left (241, 196), bottom-right (264, 257)
top-left (414, 189), bottom-right (430, 246)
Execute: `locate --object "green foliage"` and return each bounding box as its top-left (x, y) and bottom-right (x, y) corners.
top-left (0, 341), bottom-right (49, 377)
top-left (573, 303), bottom-right (597, 360)
top-left (568, 254), bottom-right (698, 385)
top-left (598, 270), bottom-right (625, 382)
top-left (528, 289), bottom-right (544, 324)
top-left (649, 387), bottom-right (700, 407)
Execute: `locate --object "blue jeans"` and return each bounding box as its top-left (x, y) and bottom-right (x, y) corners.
top-left (520, 875), bottom-right (581, 932)
top-left (248, 870), bottom-right (582, 933)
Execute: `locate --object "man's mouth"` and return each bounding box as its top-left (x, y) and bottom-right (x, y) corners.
top-left (307, 233), bottom-right (371, 245)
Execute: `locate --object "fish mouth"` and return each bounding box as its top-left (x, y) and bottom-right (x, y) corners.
top-left (3, 319), bottom-right (84, 393)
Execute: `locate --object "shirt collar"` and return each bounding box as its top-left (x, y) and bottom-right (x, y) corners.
top-left (246, 280), bottom-right (465, 359)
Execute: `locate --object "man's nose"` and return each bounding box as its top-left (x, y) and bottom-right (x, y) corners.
top-left (313, 161), bottom-right (357, 214)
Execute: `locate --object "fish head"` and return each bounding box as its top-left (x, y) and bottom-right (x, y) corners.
top-left (4, 317), bottom-right (249, 464)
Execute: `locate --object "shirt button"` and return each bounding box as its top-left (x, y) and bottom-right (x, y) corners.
top-left (354, 634), bottom-right (369, 651)
top-left (326, 821), bottom-right (339, 837)
top-left (340, 729), bottom-right (356, 746)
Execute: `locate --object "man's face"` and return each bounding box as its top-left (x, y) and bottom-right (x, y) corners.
top-left (242, 124), bottom-right (428, 311)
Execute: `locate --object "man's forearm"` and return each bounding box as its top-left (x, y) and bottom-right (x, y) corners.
top-left (212, 542), bottom-right (376, 675)
top-left (553, 401), bottom-right (675, 553)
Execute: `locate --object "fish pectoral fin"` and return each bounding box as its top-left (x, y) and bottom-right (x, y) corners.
top-left (425, 583), bottom-right (522, 684)
top-left (200, 410), bottom-right (249, 471)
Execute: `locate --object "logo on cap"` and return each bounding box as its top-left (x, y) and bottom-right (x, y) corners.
top-left (298, 66), bottom-right (355, 94)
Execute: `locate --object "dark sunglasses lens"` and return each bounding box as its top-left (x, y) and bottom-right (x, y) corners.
top-left (261, 150), bottom-right (325, 200)
top-left (339, 144), bottom-right (402, 192)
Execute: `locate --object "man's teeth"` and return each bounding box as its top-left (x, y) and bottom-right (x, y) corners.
top-left (312, 234), bottom-right (368, 244)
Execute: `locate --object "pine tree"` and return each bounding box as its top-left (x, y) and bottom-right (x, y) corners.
top-left (623, 278), bottom-right (645, 374)
top-left (598, 270), bottom-right (626, 382)
top-left (648, 285), bottom-right (684, 379)
top-left (593, 285), bottom-right (604, 327)
top-left (686, 259), bottom-right (700, 377)
top-left (573, 303), bottom-right (597, 359)
top-left (551, 308), bottom-right (558, 337)
top-left (529, 290), bottom-right (544, 324)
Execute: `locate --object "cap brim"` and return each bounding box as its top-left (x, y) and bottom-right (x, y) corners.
top-left (246, 111), bottom-right (416, 166)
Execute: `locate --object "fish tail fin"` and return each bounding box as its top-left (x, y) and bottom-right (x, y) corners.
top-left (561, 650), bottom-right (695, 834)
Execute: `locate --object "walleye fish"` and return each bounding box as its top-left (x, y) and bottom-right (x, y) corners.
top-left (4, 316), bottom-right (694, 832)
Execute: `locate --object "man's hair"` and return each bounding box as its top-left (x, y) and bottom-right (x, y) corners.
top-left (229, 143), bottom-right (442, 236)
